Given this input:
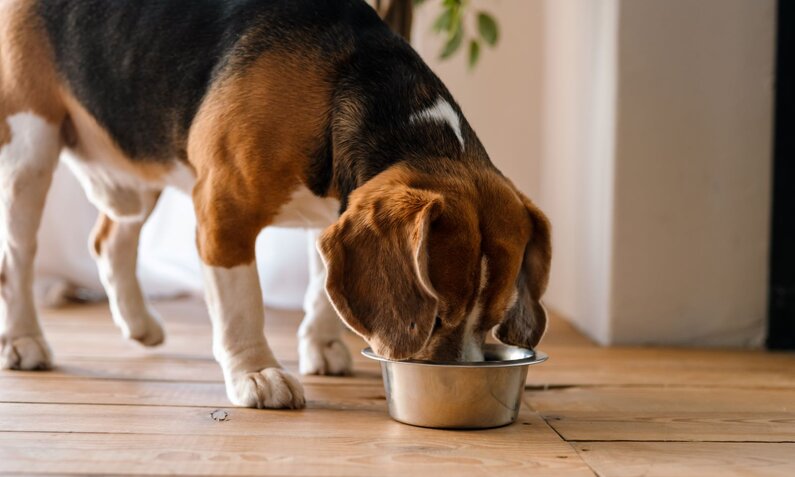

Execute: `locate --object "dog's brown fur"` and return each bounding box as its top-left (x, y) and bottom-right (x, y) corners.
top-left (189, 50), bottom-right (335, 267)
top-left (90, 214), bottom-right (115, 257)
top-left (0, 1), bottom-right (65, 138)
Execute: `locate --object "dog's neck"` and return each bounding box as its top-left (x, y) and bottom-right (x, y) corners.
top-left (315, 55), bottom-right (489, 212)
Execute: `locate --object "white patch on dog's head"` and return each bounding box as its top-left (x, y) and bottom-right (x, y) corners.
top-left (460, 256), bottom-right (489, 361)
top-left (410, 96), bottom-right (465, 151)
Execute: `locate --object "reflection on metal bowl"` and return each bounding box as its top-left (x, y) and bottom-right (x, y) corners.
top-left (362, 344), bottom-right (548, 429)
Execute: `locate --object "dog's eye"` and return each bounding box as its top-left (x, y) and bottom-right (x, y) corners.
top-left (432, 316), bottom-right (443, 333)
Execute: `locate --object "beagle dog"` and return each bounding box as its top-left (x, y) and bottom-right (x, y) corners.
top-left (0, 0), bottom-right (551, 409)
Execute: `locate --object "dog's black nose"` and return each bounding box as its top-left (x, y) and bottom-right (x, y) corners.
top-left (432, 316), bottom-right (443, 332)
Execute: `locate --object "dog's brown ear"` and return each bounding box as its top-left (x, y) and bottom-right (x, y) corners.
top-left (318, 185), bottom-right (443, 360)
top-left (494, 196), bottom-right (551, 349)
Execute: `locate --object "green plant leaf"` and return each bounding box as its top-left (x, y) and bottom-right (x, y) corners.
top-left (440, 25), bottom-right (463, 59)
top-left (468, 39), bottom-right (480, 69)
top-left (449, 4), bottom-right (463, 35)
top-left (433, 9), bottom-right (453, 33)
top-left (477, 12), bottom-right (499, 46)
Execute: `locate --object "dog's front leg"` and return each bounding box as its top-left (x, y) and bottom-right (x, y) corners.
top-left (0, 113), bottom-right (61, 370)
top-left (202, 261), bottom-right (305, 409)
top-left (298, 229), bottom-right (352, 376)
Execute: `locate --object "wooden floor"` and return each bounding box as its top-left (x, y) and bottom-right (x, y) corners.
top-left (1, 298), bottom-right (794, 476)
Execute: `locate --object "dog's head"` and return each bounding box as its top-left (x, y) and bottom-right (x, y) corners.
top-left (318, 163), bottom-right (551, 361)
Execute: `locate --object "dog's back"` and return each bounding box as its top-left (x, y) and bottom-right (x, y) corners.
top-left (33, 0), bottom-right (395, 162)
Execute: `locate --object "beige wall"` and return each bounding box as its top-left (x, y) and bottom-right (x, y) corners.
top-left (609, 0), bottom-right (775, 345)
top-left (412, 0), bottom-right (546, 199)
top-left (541, 0), bottom-right (775, 346)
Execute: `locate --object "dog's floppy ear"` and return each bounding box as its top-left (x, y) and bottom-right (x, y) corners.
top-left (318, 185), bottom-right (443, 360)
top-left (494, 196), bottom-right (551, 349)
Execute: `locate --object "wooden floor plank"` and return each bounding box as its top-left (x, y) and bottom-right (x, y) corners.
top-left (0, 401), bottom-right (567, 440)
top-left (0, 405), bottom-right (593, 477)
top-left (2, 357), bottom-right (383, 384)
top-left (573, 442), bottom-right (795, 477)
top-left (526, 387), bottom-right (795, 442)
top-left (0, 428), bottom-right (594, 477)
top-left (527, 345), bottom-right (795, 389)
top-left (0, 376), bottom-right (386, 409)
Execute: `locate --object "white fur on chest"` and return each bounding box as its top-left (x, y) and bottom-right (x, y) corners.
top-left (461, 256), bottom-right (489, 362)
top-left (161, 171), bottom-right (338, 230)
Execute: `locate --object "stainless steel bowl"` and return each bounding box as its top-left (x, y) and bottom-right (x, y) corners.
top-left (362, 344), bottom-right (548, 429)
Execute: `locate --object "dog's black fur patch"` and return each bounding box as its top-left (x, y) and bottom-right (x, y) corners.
top-left (37, 0), bottom-right (487, 208)
top-left (38, 0), bottom-right (319, 160)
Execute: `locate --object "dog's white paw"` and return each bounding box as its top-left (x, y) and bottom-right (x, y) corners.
top-left (129, 315), bottom-right (165, 347)
top-left (0, 335), bottom-right (53, 370)
top-left (116, 309), bottom-right (165, 347)
top-left (228, 367), bottom-right (306, 409)
top-left (299, 337), bottom-right (353, 376)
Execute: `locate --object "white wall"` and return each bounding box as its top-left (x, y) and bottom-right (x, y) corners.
top-left (538, 0), bottom-right (618, 344)
top-left (542, 0), bottom-right (776, 346)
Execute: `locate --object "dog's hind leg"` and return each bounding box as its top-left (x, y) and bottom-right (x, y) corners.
top-left (298, 229), bottom-right (352, 376)
top-left (89, 190), bottom-right (165, 346)
top-left (0, 113), bottom-right (62, 370)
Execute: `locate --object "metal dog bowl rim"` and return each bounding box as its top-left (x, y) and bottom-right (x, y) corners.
top-left (361, 343), bottom-right (548, 368)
